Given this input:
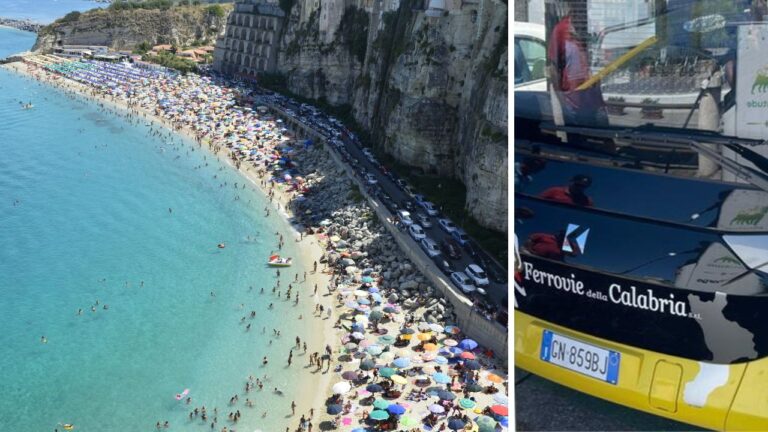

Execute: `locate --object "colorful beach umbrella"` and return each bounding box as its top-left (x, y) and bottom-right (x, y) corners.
top-left (366, 383), bottom-right (384, 393)
top-left (378, 335), bottom-right (396, 345)
top-left (432, 372), bottom-right (451, 384)
top-left (464, 360), bottom-right (482, 370)
top-left (459, 339), bottom-right (478, 350)
top-left (490, 405), bottom-right (509, 416)
top-left (460, 351), bottom-right (476, 360)
top-left (459, 398), bottom-right (476, 409)
top-left (423, 343), bottom-right (439, 351)
top-left (373, 399), bottom-right (390, 410)
top-left (392, 357), bottom-right (411, 368)
top-left (448, 418), bottom-right (466, 430)
top-left (443, 338), bottom-right (458, 347)
top-left (417, 333), bottom-right (432, 341)
top-left (428, 404), bottom-right (445, 414)
top-left (360, 359), bottom-right (376, 370)
top-left (486, 373), bottom-right (504, 384)
top-left (476, 415), bottom-right (497, 432)
top-left (429, 323), bottom-right (444, 333)
top-left (399, 415), bottom-right (418, 427)
top-left (379, 367), bottom-right (396, 378)
top-left (433, 356), bottom-right (448, 365)
top-left (327, 404), bottom-right (343, 414)
top-left (493, 394), bottom-right (509, 405)
top-left (400, 328), bottom-right (415, 334)
top-left (342, 371), bottom-right (360, 380)
top-left (466, 383), bottom-right (483, 392)
top-left (445, 325), bottom-right (461, 335)
top-left (366, 345), bottom-right (383, 356)
top-left (437, 390), bottom-right (457, 401)
top-left (369, 410), bottom-right (390, 421)
top-left (332, 381), bottom-right (351, 394)
top-left (390, 374), bottom-right (408, 385)
top-left (387, 404), bottom-right (406, 415)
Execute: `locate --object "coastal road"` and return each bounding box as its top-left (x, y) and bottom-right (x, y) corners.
top-left (515, 368), bottom-right (709, 431)
top-left (262, 94), bottom-right (509, 318)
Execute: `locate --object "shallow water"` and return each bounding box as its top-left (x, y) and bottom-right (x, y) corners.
top-left (0, 27), bottom-right (314, 431)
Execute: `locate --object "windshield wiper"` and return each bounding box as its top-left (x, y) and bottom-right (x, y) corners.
top-left (541, 123), bottom-right (768, 192)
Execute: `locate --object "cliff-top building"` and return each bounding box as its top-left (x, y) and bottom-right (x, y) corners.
top-left (212, 0), bottom-right (285, 77)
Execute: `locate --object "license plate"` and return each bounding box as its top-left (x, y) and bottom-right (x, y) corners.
top-left (540, 330), bottom-right (620, 385)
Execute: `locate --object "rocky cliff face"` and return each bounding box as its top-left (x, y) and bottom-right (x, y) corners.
top-left (33, 5), bottom-right (232, 52)
top-left (276, 0), bottom-right (508, 232)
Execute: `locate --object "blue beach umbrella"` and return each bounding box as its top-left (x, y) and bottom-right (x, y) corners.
top-left (379, 367), bottom-right (397, 378)
top-left (494, 393), bottom-right (509, 405)
top-left (448, 347), bottom-right (464, 357)
top-left (432, 372), bottom-right (451, 384)
top-left (370, 293), bottom-right (383, 302)
top-left (392, 357), bottom-right (411, 368)
top-left (367, 345), bottom-right (383, 356)
top-left (366, 383), bottom-right (384, 393)
top-left (327, 404), bottom-right (343, 414)
top-left (464, 360), bottom-right (482, 370)
top-left (387, 404), bottom-right (406, 415)
top-left (434, 356), bottom-right (449, 365)
top-left (358, 298), bottom-right (371, 305)
top-left (437, 390), bottom-right (456, 401)
top-left (459, 339), bottom-right (478, 350)
top-left (362, 276), bottom-right (375, 283)
top-left (448, 418), bottom-right (466, 430)
top-left (499, 416), bottom-right (509, 427)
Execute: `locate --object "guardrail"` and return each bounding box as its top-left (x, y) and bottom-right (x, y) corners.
top-left (266, 103), bottom-right (510, 365)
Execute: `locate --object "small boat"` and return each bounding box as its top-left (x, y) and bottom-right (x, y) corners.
top-left (267, 254), bottom-right (292, 267)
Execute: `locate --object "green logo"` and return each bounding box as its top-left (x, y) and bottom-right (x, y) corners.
top-left (752, 67), bottom-right (768, 94)
top-left (713, 256), bottom-right (741, 265)
top-left (730, 206), bottom-right (768, 226)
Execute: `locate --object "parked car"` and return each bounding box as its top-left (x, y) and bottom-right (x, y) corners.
top-left (463, 239), bottom-right (481, 258)
top-left (420, 237), bottom-right (441, 257)
top-left (404, 201), bottom-right (416, 212)
top-left (415, 212), bottom-right (432, 228)
top-left (440, 239), bottom-right (462, 260)
top-left (404, 185), bottom-right (416, 198)
top-left (438, 218), bottom-right (458, 234)
top-left (420, 201), bottom-right (439, 216)
top-left (413, 194), bottom-right (426, 204)
top-left (397, 210), bottom-right (413, 226)
top-left (408, 224), bottom-right (426, 241)
top-left (451, 229), bottom-right (470, 246)
top-left (450, 272), bottom-right (476, 293)
top-left (465, 264), bottom-right (490, 287)
top-left (365, 173), bottom-right (378, 185)
top-left (432, 255), bottom-right (454, 275)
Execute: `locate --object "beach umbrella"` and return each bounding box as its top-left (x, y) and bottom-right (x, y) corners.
top-left (345, 300), bottom-right (360, 309)
top-left (327, 404), bottom-right (343, 414)
top-left (476, 415), bottom-right (497, 432)
top-left (342, 371), bottom-right (360, 380)
top-left (422, 352), bottom-right (437, 361)
top-left (459, 339), bottom-right (478, 350)
top-left (418, 322), bottom-right (432, 331)
top-left (380, 352), bottom-right (395, 363)
top-left (422, 365), bottom-right (437, 375)
top-left (366, 383), bottom-right (384, 393)
top-left (354, 315), bottom-right (369, 323)
top-left (399, 416), bottom-right (418, 427)
top-left (464, 360), bottom-right (482, 370)
top-left (387, 404), bottom-right (406, 415)
top-left (366, 345), bottom-right (383, 356)
top-left (466, 383), bottom-right (483, 392)
top-left (373, 399), bottom-right (390, 410)
top-left (437, 390), bottom-right (457, 401)
top-left (499, 416), bottom-right (509, 428)
top-left (423, 343), bottom-right (439, 351)
top-left (392, 357), bottom-right (411, 369)
top-left (351, 332), bottom-right (366, 340)
top-left (493, 394), bottom-right (509, 405)
top-left (351, 429), bottom-right (368, 432)
top-left (360, 359), bottom-right (376, 370)
top-left (429, 323), bottom-right (445, 333)
top-left (358, 298), bottom-right (371, 305)
top-left (432, 373), bottom-right (451, 384)
top-left (448, 418), bottom-right (466, 430)
top-left (459, 398), bottom-right (476, 409)
top-left (486, 373), bottom-right (504, 384)
top-left (370, 293), bottom-right (383, 303)
top-left (447, 347), bottom-right (465, 357)
top-left (490, 405), bottom-right (509, 416)
top-left (390, 374), bottom-right (408, 385)
top-left (400, 328), bottom-right (415, 334)
top-left (379, 367), bottom-right (396, 378)
top-left (460, 351), bottom-right (476, 360)
top-left (401, 334), bottom-right (413, 341)
top-left (378, 335), bottom-right (396, 345)
top-left (362, 276), bottom-right (375, 283)
top-left (354, 290), bottom-right (369, 297)
top-left (383, 306), bottom-right (398, 313)
top-left (332, 381), bottom-right (351, 394)
top-left (345, 343), bottom-right (359, 352)
top-left (433, 356), bottom-right (449, 365)
top-left (428, 404), bottom-right (445, 414)
top-left (417, 333), bottom-right (432, 341)
top-left (368, 310), bottom-right (383, 320)
top-left (369, 410), bottom-right (390, 421)
top-left (443, 339), bottom-right (458, 347)
top-left (353, 351), bottom-right (368, 359)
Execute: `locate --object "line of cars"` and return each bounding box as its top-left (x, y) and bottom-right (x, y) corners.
top-left (257, 90), bottom-right (506, 300)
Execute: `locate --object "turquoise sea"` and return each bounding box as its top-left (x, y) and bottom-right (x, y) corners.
top-left (0, 27), bottom-right (314, 431)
